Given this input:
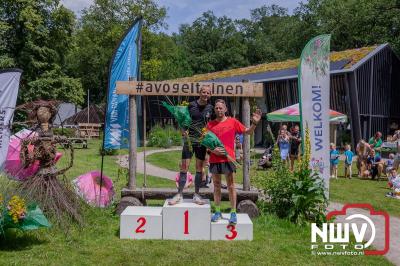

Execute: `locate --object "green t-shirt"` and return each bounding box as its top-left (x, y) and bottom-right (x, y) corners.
top-left (369, 137), bottom-right (383, 156)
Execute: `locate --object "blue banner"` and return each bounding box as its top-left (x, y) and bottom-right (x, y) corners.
top-left (104, 19), bottom-right (142, 149)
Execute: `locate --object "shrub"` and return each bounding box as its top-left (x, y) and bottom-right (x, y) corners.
top-left (147, 124), bottom-right (182, 148)
top-left (253, 126), bottom-right (328, 225)
top-left (52, 128), bottom-right (76, 137)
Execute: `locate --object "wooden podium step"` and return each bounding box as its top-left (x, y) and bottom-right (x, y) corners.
top-left (121, 187), bottom-right (259, 202)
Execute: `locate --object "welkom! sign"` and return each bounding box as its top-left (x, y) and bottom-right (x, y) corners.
top-left (116, 81), bottom-right (263, 97)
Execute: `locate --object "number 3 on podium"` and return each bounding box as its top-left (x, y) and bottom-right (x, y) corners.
top-left (225, 225), bottom-right (238, 240)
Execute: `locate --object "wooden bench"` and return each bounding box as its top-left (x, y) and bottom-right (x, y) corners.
top-left (64, 138), bottom-right (88, 149)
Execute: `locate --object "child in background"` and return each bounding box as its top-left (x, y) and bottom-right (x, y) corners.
top-left (386, 153), bottom-right (395, 174)
top-left (330, 143), bottom-right (340, 179)
top-left (235, 134), bottom-right (243, 164)
top-left (175, 163), bottom-right (193, 189)
top-left (388, 167), bottom-right (398, 188)
top-left (344, 144), bottom-right (354, 179)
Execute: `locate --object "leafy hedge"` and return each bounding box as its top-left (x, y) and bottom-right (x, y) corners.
top-left (147, 124), bottom-right (182, 148)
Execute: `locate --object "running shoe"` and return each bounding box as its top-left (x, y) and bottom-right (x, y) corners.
top-left (211, 212), bottom-right (222, 222)
top-left (168, 193), bottom-right (183, 205)
top-left (229, 212), bottom-right (237, 225)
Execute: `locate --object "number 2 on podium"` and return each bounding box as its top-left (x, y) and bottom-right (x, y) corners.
top-left (135, 217), bottom-right (146, 233)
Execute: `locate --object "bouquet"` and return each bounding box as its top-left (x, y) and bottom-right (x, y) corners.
top-left (162, 101), bottom-right (192, 129)
top-left (0, 195), bottom-right (50, 235)
top-left (199, 128), bottom-right (240, 167)
top-left (162, 101), bottom-right (193, 150)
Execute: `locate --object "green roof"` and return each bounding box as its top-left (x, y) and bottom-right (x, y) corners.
top-left (172, 45), bottom-right (377, 82)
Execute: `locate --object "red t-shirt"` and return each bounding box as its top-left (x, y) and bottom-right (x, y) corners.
top-left (207, 117), bottom-right (246, 163)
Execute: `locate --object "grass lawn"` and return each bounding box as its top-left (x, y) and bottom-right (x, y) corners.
top-left (0, 139), bottom-right (393, 265)
top-left (330, 162), bottom-right (400, 217)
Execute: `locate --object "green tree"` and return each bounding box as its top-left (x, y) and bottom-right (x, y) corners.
top-left (294, 0), bottom-right (400, 54)
top-left (0, 0), bottom-right (84, 104)
top-left (70, 0), bottom-right (171, 103)
top-left (141, 31), bottom-right (192, 80)
top-left (177, 11), bottom-right (249, 74)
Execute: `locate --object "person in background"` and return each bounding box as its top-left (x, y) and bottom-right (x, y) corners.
top-left (386, 153), bottom-right (395, 175)
top-left (392, 130), bottom-right (400, 170)
top-left (330, 143), bottom-right (340, 179)
top-left (369, 131), bottom-right (383, 157)
top-left (235, 134), bottom-right (243, 164)
top-left (387, 167), bottom-right (399, 188)
top-left (277, 129), bottom-right (290, 165)
top-left (289, 125), bottom-right (301, 172)
top-left (175, 168), bottom-right (193, 189)
top-left (344, 144), bottom-right (354, 179)
top-left (366, 149), bottom-right (383, 180)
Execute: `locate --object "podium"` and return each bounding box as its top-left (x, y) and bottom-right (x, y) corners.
top-left (120, 206), bottom-right (162, 239)
top-left (163, 199), bottom-right (211, 240)
top-left (211, 213), bottom-right (253, 240)
top-left (120, 199), bottom-right (253, 241)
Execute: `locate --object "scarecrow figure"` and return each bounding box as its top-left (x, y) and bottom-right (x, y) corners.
top-left (18, 100), bottom-right (82, 225)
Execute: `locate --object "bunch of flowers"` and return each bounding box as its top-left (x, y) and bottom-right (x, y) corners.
top-left (179, 101), bottom-right (189, 107)
top-left (162, 101), bottom-right (192, 129)
top-left (7, 196), bottom-right (26, 223)
top-left (0, 194), bottom-right (50, 235)
top-left (162, 101), bottom-right (193, 150)
top-left (199, 128), bottom-right (240, 167)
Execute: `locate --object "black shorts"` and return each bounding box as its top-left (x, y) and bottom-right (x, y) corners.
top-left (209, 162), bottom-right (236, 174)
top-left (290, 145), bottom-right (300, 156)
top-left (182, 143), bottom-right (207, 160)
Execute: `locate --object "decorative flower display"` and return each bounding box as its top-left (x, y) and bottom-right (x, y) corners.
top-left (0, 194), bottom-right (50, 234)
top-left (199, 128), bottom-right (239, 167)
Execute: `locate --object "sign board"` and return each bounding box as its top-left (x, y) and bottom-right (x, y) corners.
top-left (116, 81), bottom-right (264, 97)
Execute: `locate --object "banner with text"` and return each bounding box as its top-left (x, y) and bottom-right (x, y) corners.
top-left (104, 19), bottom-right (142, 149)
top-left (116, 81), bottom-right (264, 97)
top-left (0, 69), bottom-right (22, 168)
top-left (298, 34), bottom-right (331, 193)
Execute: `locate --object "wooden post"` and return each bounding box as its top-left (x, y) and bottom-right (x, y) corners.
top-left (242, 97), bottom-right (251, 191)
top-left (128, 95), bottom-right (137, 190)
top-left (143, 96), bottom-right (147, 187)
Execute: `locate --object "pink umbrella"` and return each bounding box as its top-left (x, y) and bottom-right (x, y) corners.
top-left (3, 129), bottom-right (62, 180)
top-left (73, 170), bottom-right (115, 208)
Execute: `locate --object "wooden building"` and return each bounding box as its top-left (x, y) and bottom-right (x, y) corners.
top-left (142, 44), bottom-right (400, 147)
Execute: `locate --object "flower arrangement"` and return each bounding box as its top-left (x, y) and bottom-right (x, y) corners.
top-left (0, 194), bottom-right (50, 235)
top-left (179, 101), bottom-right (189, 107)
top-left (199, 127), bottom-right (240, 167)
top-left (7, 196), bottom-right (26, 223)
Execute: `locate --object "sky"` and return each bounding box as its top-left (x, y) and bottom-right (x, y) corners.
top-left (61, 0), bottom-right (302, 34)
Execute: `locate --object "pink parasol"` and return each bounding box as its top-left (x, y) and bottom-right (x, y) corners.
top-left (72, 170), bottom-right (115, 208)
top-left (3, 129), bottom-right (62, 180)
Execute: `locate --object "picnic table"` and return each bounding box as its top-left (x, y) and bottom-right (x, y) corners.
top-left (64, 138), bottom-right (88, 149)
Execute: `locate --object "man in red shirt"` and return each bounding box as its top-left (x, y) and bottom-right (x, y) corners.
top-left (207, 99), bottom-right (261, 224)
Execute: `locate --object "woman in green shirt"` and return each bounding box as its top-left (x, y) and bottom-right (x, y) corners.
top-left (369, 131), bottom-right (383, 157)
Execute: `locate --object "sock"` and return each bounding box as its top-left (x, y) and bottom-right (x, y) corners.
top-left (178, 172), bottom-right (187, 194)
top-left (195, 171), bottom-right (202, 194)
top-left (231, 208), bottom-right (236, 213)
top-left (215, 206), bottom-right (221, 213)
